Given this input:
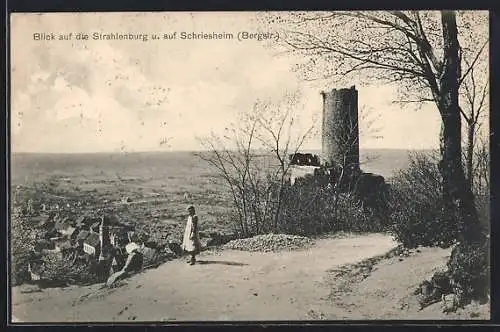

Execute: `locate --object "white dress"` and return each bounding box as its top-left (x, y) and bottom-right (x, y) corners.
top-left (182, 215), bottom-right (201, 253)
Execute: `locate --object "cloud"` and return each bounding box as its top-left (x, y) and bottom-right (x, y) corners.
top-left (11, 12), bottom-right (446, 153)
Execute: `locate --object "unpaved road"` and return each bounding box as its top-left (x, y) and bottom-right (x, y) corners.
top-left (13, 234), bottom-right (397, 322)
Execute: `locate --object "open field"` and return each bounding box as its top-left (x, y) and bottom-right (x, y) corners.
top-left (11, 149), bottom-right (422, 239)
top-left (12, 151), bottom-right (232, 240)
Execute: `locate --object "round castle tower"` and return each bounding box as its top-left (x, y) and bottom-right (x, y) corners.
top-left (321, 85), bottom-right (360, 172)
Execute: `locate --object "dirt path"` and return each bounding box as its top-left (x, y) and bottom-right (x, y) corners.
top-left (13, 234), bottom-right (397, 322)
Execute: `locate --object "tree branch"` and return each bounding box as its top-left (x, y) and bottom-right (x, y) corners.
top-left (459, 39), bottom-right (488, 86)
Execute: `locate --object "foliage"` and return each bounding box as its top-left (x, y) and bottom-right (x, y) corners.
top-left (468, 137), bottom-right (489, 233)
top-left (279, 181), bottom-right (383, 236)
top-left (278, 181), bottom-right (334, 236)
top-left (470, 137), bottom-right (489, 197)
top-left (388, 151), bottom-right (456, 248)
top-left (389, 149), bottom-right (489, 251)
top-left (475, 193), bottom-right (489, 233)
top-left (211, 169), bottom-right (383, 238)
top-left (265, 11), bottom-right (488, 110)
top-left (39, 253), bottom-right (97, 286)
top-left (447, 238), bottom-right (490, 303)
top-left (141, 245), bottom-right (176, 268)
top-left (10, 213), bottom-right (38, 286)
top-left (197, 91), bottom-right (315, 237)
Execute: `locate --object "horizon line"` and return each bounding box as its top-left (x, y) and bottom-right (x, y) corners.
top-left (10, 147), bottom-right (436, 155)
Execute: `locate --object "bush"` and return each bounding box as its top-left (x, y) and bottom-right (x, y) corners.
top-left (217, 170), bottom-right (386, 238)
top-left (11, 251), bottom-right (33, 286)
top-left (336, 194), bottom-right (386, 233)
top-left (10, 214), bottom-right (38, 286)
top-left (389, 150), bottom-right (489, 251)
top-left (278, 181), bottom-right (383, 236)
top-left (40, 253), bottom-right (97, 286)
top-left (141, 246), bottom-right (171, 268)
top-left (447, 238), bottom-right (490, 303)
top-left (388, 152), bottom-right (457, 248)
top-left (475, 193), bottom-right (490, 233)
top-left (278, 183), bottom-right (331, 235)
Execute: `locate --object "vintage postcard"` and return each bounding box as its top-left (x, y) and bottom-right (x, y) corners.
top-left (10, 11), bottom-right (490, 323)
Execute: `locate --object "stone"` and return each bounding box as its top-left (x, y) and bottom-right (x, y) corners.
top-left (167, 241), bottom-right (183, 257)
top-left (223, 233), bottom-right (313, 252)
top-left (199, 238), bottom-right (210, 250)
top-left (442, 294), bottom-right (459, 313)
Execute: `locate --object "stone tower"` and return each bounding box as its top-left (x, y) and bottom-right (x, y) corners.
top-left (321, 86), bottom-right (360, 172)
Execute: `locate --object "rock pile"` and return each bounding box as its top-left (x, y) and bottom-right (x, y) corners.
top-left (223, 233), bottom-right (314, 252)
top-left (207, 232), bottom-right (238, 246)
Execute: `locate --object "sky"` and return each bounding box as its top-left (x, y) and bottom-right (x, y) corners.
top-left (10, 12), bottom-right (459, 153)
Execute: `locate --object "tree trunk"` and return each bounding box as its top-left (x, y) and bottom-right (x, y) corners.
top-left (439, 11), bottom-right (482, 244)
top-left (438, 11), bottom-right (488, 303)
top-left (274, 179), bottom-right (286, 232)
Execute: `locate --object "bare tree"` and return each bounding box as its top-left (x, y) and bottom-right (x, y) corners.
top-left (459, 49), bottom-right (489, 191)
top-left (472, 135), bottom-right (489, 197)
top-left (359, 105), bottom-right (384, 167)
top-left (251, 92), bottom-right (315, 230)
top-left (196, 121), bottom-right (259, 237)
top-left (265, 10), bottom-right (488, 302)
top-left (197, 91), bottom-right (315, 235)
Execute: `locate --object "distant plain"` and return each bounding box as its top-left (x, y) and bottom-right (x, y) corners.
top-left (11, 149), bottom-right (427, 238)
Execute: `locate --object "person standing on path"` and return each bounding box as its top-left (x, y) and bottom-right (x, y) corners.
top-left (182, 205), bottom-right (201, 265)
